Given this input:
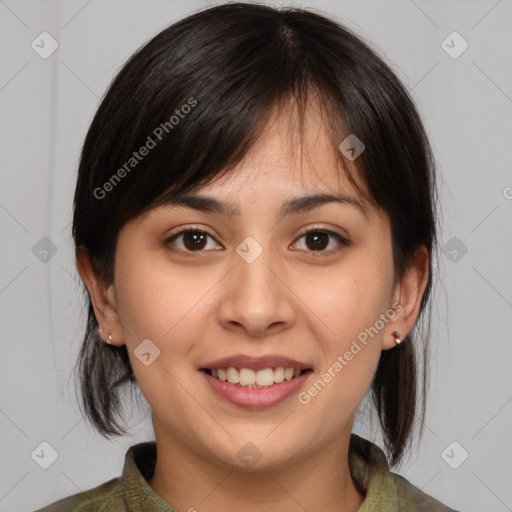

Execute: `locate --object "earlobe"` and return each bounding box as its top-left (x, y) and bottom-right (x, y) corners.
top-left (382, 245), bottom-right (430, 350)
top-left (75, 246), bottom-right (123, 346)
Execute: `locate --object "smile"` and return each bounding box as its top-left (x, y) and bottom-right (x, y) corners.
top-left (202, 367), bottom-right (311, 388)
top-left (200, 367), bottom-right (313, 409)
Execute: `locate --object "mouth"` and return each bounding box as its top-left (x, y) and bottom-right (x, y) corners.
top-left (200, 367), bottom-right (313, 389)
top-left (199, 356), bottom-right (314, 408)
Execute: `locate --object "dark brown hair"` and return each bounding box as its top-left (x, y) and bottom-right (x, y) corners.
top-left (71, 2), bottom-right (438, 467)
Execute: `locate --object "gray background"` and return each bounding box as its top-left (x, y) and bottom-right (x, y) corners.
top-left (1, 0), bottom-right (511, 511)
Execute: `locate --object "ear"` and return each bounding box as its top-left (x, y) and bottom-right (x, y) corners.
top-left (382, 245), bottom-right (429, 350)
top-left (75, 245), bottom-right (124, 346)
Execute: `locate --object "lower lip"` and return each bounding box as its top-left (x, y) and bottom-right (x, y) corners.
top-left (200, 370), bottom-right (312, 409)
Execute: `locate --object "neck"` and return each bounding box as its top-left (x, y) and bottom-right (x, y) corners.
top-left (148, 421), bottom-right (365, 512)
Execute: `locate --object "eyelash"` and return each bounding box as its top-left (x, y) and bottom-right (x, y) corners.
top-left (164, 225), bottom-right (351, 257)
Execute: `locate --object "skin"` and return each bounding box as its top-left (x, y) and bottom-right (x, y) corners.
top-left (77, 100), bottom-right (429, 512)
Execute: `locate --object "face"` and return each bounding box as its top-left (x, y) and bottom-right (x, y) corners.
top-left (91, 102), bottom-right (416, 471)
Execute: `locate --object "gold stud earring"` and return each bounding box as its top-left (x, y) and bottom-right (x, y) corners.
top-left (393, 331), bottom-right (401, 345)
top-left (99, 328), bottom-right (113, 345)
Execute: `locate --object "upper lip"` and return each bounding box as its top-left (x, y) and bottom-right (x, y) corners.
top-left (200, 354), bottom-right (312, 371)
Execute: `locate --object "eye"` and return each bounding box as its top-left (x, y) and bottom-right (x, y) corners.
top-left (165, 225), bottom-right (351, 256)
top-left (165, 227), bottom-right (222, 254)
top-left (291, 226), bottom-right (351, 255)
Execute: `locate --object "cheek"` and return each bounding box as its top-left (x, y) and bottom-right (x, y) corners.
top-left (113, 247), bottom-right (222, 361)
top-left (296, 266), bottom-right (390, 426)
top-left (112, 249), bottom-right (204, 411)
top-left (304, 252), bottom-right (393, 342)
top-left (297, 249), bottom-right (394, 409)
top-left (113, 248), bottom-right (189, 342)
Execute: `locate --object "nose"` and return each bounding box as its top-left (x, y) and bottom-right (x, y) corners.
top-left (216, 242), bottom-right (296, 338)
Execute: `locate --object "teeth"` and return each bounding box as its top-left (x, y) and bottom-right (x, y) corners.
top-left (256, 368), bottom-right (274, 386)
top-left (208, 366), bottom-right (306, 387)
top-left (239, 368), bottom-right (256, 386)
top-left (227, 367), bottom-right (239, 384)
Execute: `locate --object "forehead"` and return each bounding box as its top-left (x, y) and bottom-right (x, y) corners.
top-left (141, 96), bottom-right (379, 227)
top-left (197, 99), bottom-right (365, 202)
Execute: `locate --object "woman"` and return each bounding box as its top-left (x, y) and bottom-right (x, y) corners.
top-left (35, 2), bottom-right (459, 510)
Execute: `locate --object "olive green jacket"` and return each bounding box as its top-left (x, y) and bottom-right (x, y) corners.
top-left (34, 434), bottom-right (459, 511)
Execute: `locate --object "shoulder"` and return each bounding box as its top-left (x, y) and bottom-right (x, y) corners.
top-left (349, 434), bottom-right (460, 512)
top-left (33, 476), bottom-right (126, 512)
top-left (33, 440), bottom-right (166, 512)
top-left (387, 471), bottom-right (461, 511)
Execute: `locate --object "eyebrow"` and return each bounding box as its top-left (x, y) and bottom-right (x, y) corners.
top-left (159, 191), bottom-right (367, 220)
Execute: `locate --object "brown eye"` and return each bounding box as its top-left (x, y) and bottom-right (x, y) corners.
top-left (166, 229), bottom-right (222, 253)
top-left (293, 228), bottom-right (350, 254)
top-left (165, 226), bottom-right (350, 256)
